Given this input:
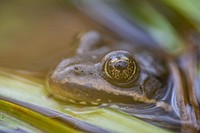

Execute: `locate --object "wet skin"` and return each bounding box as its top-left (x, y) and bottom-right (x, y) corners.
top-left (46, 31), bottom-right (168, 105)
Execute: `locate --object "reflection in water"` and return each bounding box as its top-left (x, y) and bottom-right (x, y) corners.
top-left (103, 78), bottom-right (181, 132)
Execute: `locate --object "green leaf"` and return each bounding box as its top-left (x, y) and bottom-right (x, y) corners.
top-left (0, 68), bottom-right (170, 133)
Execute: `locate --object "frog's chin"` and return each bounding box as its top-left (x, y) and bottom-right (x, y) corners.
top-left (61, 98), bottom-right (101, 106)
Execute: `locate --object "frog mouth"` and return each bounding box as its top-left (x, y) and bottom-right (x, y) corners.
top-left (47, 62), bottom-right (160, 105)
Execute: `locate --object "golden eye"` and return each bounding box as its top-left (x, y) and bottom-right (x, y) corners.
top-left (103, 50), bottom-right (139, 87)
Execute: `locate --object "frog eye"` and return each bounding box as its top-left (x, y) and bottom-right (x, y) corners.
top-left (102, 50), bottom-right (139, 87)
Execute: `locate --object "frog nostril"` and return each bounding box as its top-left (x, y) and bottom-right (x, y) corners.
top-left (73, 66), bottom-right (83, 75)
top-left (102, 50), bottom-right (140, 87)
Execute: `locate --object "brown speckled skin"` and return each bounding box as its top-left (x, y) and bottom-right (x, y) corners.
top-left (46, 31), bottom-right (167, 105)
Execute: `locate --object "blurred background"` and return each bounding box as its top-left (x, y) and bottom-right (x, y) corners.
top-left (0, 0), bottom-right (107, 74)
top-left (0, 0), bottom-right (200, 74)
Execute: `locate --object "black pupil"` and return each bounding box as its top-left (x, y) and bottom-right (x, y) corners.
top-left (114, 60), bottom-right (128, 71)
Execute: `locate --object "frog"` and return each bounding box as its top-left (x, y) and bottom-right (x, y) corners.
top-left (46, 31), bottom-right (168, 106)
